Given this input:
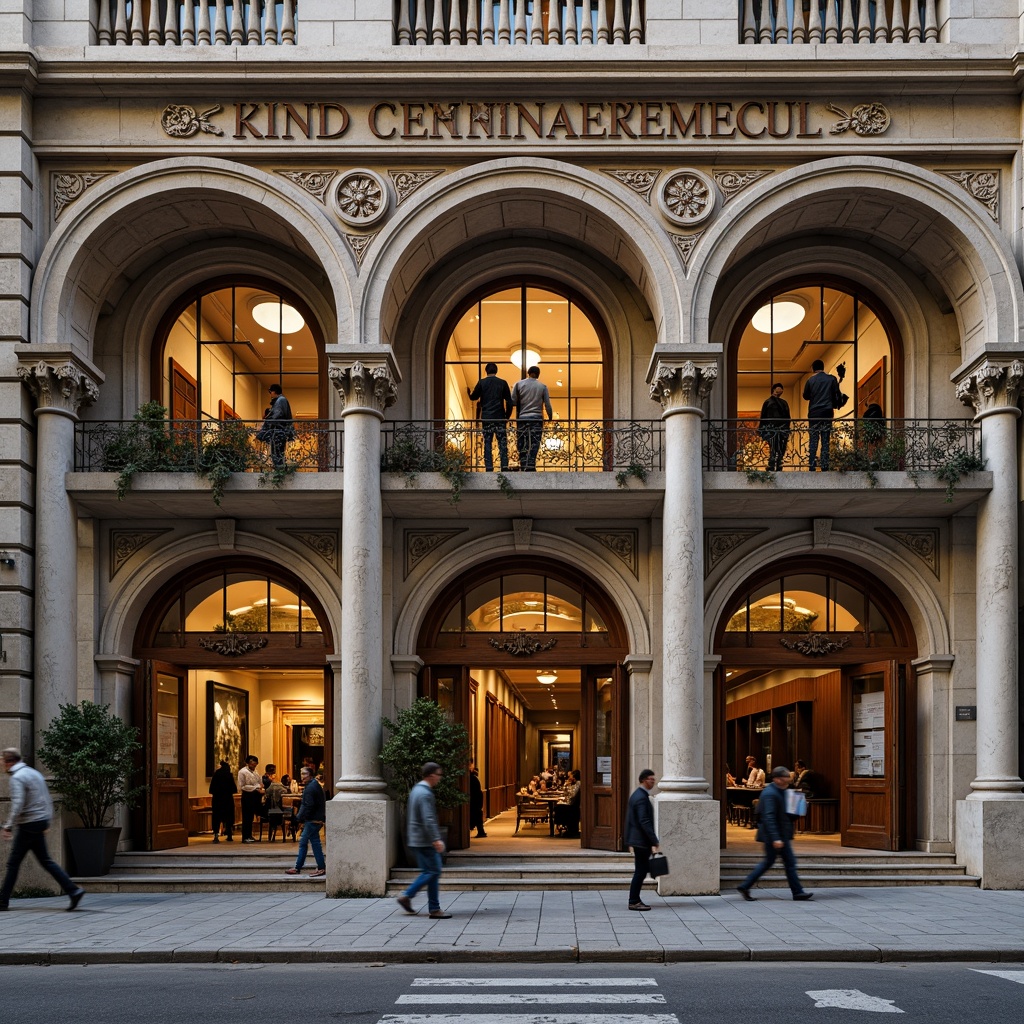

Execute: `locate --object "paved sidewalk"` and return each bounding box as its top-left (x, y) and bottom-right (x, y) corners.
top-left (0, 887), bottom-right (1021, 964)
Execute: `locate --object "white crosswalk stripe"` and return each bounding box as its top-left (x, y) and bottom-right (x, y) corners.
top-left (806, 989), bottom-right (904, 1013)
top-left (971, 970), bottom-right (1024, 985)
top-left (397, 996), bottom-right (667, 1006)
top-left (381, 1017), bottom-right (681, 1024)
top-left (410, 980), bottom-right (658, 988)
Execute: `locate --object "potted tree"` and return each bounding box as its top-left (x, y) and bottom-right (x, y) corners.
top-left (379, 697), bottom-right (470, 862)
top-left (37, 701), bottom-right (146, 876)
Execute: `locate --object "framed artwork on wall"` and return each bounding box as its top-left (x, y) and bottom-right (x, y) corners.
top-left (206, 680), bottom-right (248, 776)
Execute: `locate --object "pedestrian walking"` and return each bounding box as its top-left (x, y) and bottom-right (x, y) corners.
top-left (737, 765), bottom-right (814, 902)
top-left (284, 765), bottom-right (326, 876)
top-left (468, 759), bottom-right (486, 838)
top-left (1, 748), bottom-right (85, 911)
top-left (395, 762), bottom-right (451, 918)
top-left (624, 768), bottom-right (659, 911)
top-left (208, 758), bottom-right (237, 842)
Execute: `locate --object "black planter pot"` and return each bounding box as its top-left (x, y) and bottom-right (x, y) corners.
top-left (65, 827), bottom-right (122, 876)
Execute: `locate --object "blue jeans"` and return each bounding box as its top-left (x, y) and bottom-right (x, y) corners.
top-left (808, 419), bottom-right (832, 470)
top-left (0, 819), bottom-right (77, 904)
top-left (516, 419), bottom-right (543, 471)
top-left (294, 822), bottom-right (324, 870)
top-left (740, 839), bottom-right (805, 895)
top-left (404, 846), bottom-right (442, 912)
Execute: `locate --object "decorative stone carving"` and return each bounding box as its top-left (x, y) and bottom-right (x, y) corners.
top-left (53, 173), bottom-right (110, 220)
top-left (669, 230), bottom-right (705, 271)
top-left (278, 170), bottom-right (338, 204)
top-left (389, 169), bottom-right (443, 204)
top-left (512, 518), bottom-right (533, 551)
top-left (404, 528), bottom-right (466, 578)
top-left (578, 528), bottom-right (639, 578)
top-left (779, 634), bottom-right (851, 657)
top-left (488, 633), bottom-right (558, 657)
top-left (813, 518), bottom-right (832, 549)
top-left (344, 232), bottom-right (377, 268)
top-left (712, 169), bottom-right (772, 202)
top-left (658, 169), bottom-right (716, 227)
top-left (281, 528), bottom-right (340, 574)
top-left (198, 634), bottom-right (269, 657)
top-left (703, 529), bottom-right (766, 576)
top-left (876, 527), bottom-right (940, 578)
top-left (603, 169), bottom-right (661, 204)
top-left (329, 360), bottom-right (399, 414)
top-left (333, 169), bottom-right (389, 227)
top-left (17, 358), bottom-right (100, 415)
top-left (940, 170), bottom-right (999, 221)
top-left (955, 360), bottom-right (1024, 415)
top-left (649, 361), bottom-right (718, 410)
top-left (109, 528), bottom-right (172, 579)
top-left (160, 104), bottom-right (224, 138)
top-left (826, 102), bottom-right (891, 136)
top-left (216, 519), bottom-right (236, 550)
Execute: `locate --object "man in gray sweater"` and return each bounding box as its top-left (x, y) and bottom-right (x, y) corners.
top-left (396, 762), bottom-right (451, 919)
top-left (510, 365), bottom-right (553, 472)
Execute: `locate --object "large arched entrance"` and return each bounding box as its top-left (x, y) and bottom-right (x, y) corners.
top-left (714, 556), bottom-right (917, 852)
top-left (417, 556), bottom-right (630, 852)
top-left (132, 557), bottom-right (334, 850)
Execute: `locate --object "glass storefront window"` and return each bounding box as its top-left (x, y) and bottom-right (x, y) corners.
top-left (747, 580), bottom-right (782, 632)
top-left (851, 673), bottom-right (886, 777)
top-left (225, 574), bottom-right (269, 633)
top-left (783, 574), bottom-right (827, 632)
top-left (156, 673), bottom-right (181, 779)
top-left (592, 676), bottom-right (613, 788)
top-left (545, 579), bottom-right (583, 632)
top-left (584, 599), bottom-right (608, 633)
top-left (465, 580), bottom-right (501, 632)
top-left (184, 577), bottom-right (226, 632)
top-left (502, 575), bottom-right (546, 632)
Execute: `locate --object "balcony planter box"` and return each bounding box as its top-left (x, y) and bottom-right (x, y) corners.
top-left (66, 827), bottom-right (122, 877)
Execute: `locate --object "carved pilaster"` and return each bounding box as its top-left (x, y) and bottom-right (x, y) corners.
top-left (328, 353), bottom-right (400, 415)
top-left (578, 528), bottom-right (639, 578)
top-left (17, 354), bottom-right (101, 416)
top-left (954, 359), bottom-right (1024, 418)
top-left (648, 359), bottom-right (718, 414)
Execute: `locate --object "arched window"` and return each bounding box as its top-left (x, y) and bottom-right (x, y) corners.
top-left (154, 278), bottom-right (325, 422)
top-left (730, 278), bottom-right (902, 421)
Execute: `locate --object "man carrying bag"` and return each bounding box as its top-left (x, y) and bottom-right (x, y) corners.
top-left (624, 768), bottom-right (660, 911)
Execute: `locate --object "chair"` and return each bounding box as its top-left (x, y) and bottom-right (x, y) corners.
top-left (257, 808), bottom-right (288, 842)
top-left (515, 797), bottom-right (550, 833)
top-left (553, 791), bottom-right (581, 837)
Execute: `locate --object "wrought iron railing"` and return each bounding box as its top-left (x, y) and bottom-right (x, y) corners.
top-left (97, 1), bottom-right (298, 46)
top-left (394, 0), bottom-right (643, 46)
top-left (74, 418), bottom-right (342, 473)
top-left (741, 0), bottom-right (939, 45)
top-left (381, 420), bottom-right (664, 473)
top-left (703, 418), bottom-right (981, 474)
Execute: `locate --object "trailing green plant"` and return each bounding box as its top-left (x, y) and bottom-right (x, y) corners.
top-left (259, 461), bottom-right (298, 490)
top-left (935, 450), bottom-right (987, 503)
top-left (101, 401), bottom-right (192, 500)
top-left (615, 463), bottom-right (648, 488)
top-left (197, 420), bottom-right (253, 506)
top-left (379, 697), bottom-right (471, 811)
top-left (37, 701), bottom-right (146, 829)
top-left (380, 429), bottom-right (469, 504)
top-left (743, 467), bottom-right (775, 485)
top-left (496, 472), bottom-right (515, 499)
top-left (436, 445), bottom-right (469, 505)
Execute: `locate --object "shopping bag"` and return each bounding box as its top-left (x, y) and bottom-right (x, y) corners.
top-left (785, 789), bottom-right (808, 817)
top-left (648, 852), bottom-right (670, 878)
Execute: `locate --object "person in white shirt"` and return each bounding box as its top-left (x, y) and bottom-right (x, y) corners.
top-left (743, 755), bottom-right (766, 788)
top-left (237, 754), bottom-right (264, 843)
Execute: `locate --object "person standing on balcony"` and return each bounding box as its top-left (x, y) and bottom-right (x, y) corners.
top-left (758, 382), bottom-right (792, 471)
top-left (467, 362), bottom-right (512, 472)
top-left (261, 383), bottom-right (295, 469)
top-left (510, 365), bottom-right (553, 472)
top-left (802, 359), bottom-right (846, 471)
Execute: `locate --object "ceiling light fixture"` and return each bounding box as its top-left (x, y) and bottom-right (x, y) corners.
top-left (751, 296), bottom-right (806, 334)
top-left (510, 347), bottom-right (541, 370)
top-left (250, 297), bottom-right (305, 334)
top-left (537, 670), bottom-right (558, 685)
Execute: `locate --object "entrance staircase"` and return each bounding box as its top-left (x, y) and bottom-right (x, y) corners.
top-left (719, 851), bottom-right (979, 888)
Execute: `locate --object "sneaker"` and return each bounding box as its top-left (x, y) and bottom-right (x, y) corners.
top-left (737, 887), bottom-right (756, 902)
top-left (68, 888), bottom-right (85, 912)
top-left (428, 910), bottom-right (452, 919)
top-left (396, 895), bottom-right (415, 914)
top-left (628, 902), bottom-right (651, 911)
top-left (793, 891), bottom-right (814, 901)
top-left (242, 838), bottom-right (256, 844)
top-left (284, 868), bottom-right (300, 875)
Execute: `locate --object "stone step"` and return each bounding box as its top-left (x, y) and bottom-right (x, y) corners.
top-left (73, 873), bottom-right (326, 894)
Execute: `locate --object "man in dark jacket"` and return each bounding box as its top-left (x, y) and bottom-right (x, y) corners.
top-left (262, 383), bottom-right (295, 469)
top-left (284, 766), bottom-right (326, 877)
top-left (737, 765), bottom-right (813, 902)
top-left (468, 760), bottom-right (486, 838)
top-left (624, 768), bottom-right (660, 911)
top-left (467, 362), bottom-right (513, 472)
top-left (758, 383), bottom-right (791, 471)
top-left (802, 359), bottom-right (845, 471)
top-left (209, 759), bottom-right (237, 843)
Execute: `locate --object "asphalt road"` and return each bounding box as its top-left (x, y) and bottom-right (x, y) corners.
top-left (2, 961), bottom-right (1022, 1023)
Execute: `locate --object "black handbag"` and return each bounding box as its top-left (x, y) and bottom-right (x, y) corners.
top-left (648, 852), bottom-right (669, 878)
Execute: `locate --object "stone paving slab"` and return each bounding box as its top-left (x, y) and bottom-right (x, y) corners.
top-left (0, 887), bottom-right (1021, 964)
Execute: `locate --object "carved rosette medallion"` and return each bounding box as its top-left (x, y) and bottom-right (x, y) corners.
top-left (344, 232), bottom-right (377, 268)
top-left (649, 361), bottom-right (718, 411)
top-left (826, 102), bottom-right (891, 136)
top-left (712, 169), bottom-right (772, 202)
top-left (658, 169), bottom-right (716, 227)
top-left (604, 169), bottom-right (661, 204)
top-left (876, 527), bottom-right (939, 578)
top-left (110, 528), bottom-right (172, 579)
top-left (669, 230), bottom-right (705, 271)
top-left (53, 173), bottom-right (110, 220)
top-left (577, 528), bottom-right (638, 578)
top-left (280, 528), bottom-right (340, 574)
top-left (779, 634), bottom-right (851, 657)
top-left (940, 170), bottom-right (999, 222)
top-left (279, 170), bottom-right (338, 204)
top-left (704, 528), bottom-right (767, 576)
top-left (329, 360), bottom-right (399, 414)
top-left (955, 359), bottom-right (1024, 415)
top-left (488, 633), bottom-right (558, 657)
top-left (17, 358), bottom-right (100, 415)
top-left (198, 634), bottom-right (269, 657)
top-left (389, 169), bottom-right (443, 204)
top-left (160, 104), bottom-right (224, 138)
top-left (333, 169), bottom-right (389, 227)
top-left (404, 528), bottom-right (467, 578)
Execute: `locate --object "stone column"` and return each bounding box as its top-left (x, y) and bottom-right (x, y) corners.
top-left (911, 655), bottom-right (955, 853)
top-left (17, 353), bottom-right (101, 755)
top-left (954, 358), bottom-right (1024, 887)
top-left (324, 350), bottom-right (399, 897)
top-left (647, 353), bottom-right (720, 895)
top-left (390, 655), bottom-right (424, 713)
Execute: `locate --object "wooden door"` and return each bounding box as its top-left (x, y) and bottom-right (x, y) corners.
top-left (420, 665), bottom-right (471, 851)
top-left (170, 359), bottom-right (198, 421)
top-left (148, 662), bottom-right (189, 850)
top-left (581, 664), bottom-right (626, 851)
top-left (840, 661), bottom-right (905, 850)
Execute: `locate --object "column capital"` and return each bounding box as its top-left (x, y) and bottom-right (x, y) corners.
top-left (647, 351), bottom-right (719, 414)
top-left (94, 654), bottom-right (141, 675)
top-left (953, 357), bottom-right (1024, 419)
top-left (622, 654), bottom-right (654, 676)
top-left (328, 347), bottom-right (401, 416)
top-left (16, 348), bottom-right (103, 417)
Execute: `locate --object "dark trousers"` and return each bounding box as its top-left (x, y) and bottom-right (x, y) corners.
top-left (481, 420), bottom-right (508, 472)
top-left (808, 419), bottom-right (832, 470)
top-left (211, 805), bottom-right (234, 838)
top-left (629, 846), bottom-right (652, 904)
top-left (0, 819), bottom-right (77, 903)
top-left (241, 792), bottom-right (261, 840)
top-left (404, 846), bottom-right (443, 912)
top-left (269, 430), bottom-right (287, 469)
top-left (516, 419), bottom-right (543, 471)
top-left (740, 839), bottom-right (805, 895)
top-left (767, 431), bottom-right (789, 471)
